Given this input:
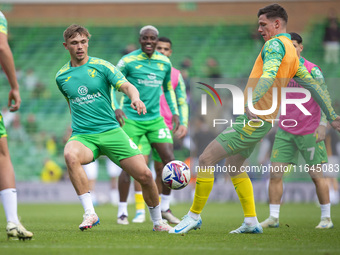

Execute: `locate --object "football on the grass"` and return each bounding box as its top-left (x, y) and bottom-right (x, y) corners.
top-left (162, 160), bottom-right (191, 190)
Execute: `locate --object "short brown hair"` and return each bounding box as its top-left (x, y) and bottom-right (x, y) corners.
top-left (63, 24), bottom-right (91, 42)
top-left (257, 4), bottom-right (288, 24)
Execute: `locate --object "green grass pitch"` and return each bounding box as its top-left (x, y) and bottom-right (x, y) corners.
top-left (0, 202), bottom-right (339, 255)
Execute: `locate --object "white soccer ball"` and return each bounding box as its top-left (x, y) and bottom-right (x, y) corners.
top-left (162, 160), bottom-right (191, 190)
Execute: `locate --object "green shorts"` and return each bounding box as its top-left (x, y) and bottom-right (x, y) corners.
top-left (0, 113), bottom-right (7, 138)
top-left (68, 128), bottom-right (140, 167)
top-left (139, 131), bottom-right (174, 163)
top-left (139, 135), bottom-right (151, 156)
top-left (216, 115), bottom-right (272, 158)
top-left (123, 116), bottom-right (173, 145)
top-left (271, 128), bottom-right (328, 165)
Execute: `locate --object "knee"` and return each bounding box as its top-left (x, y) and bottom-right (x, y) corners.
top-left (64, 149), bottom-right (79, 166)
top-left (311, 177), bottom-right (325, 186)
top-left (136, 168), bottom-right (153, 186)
top-left (269, 173), bottom-right (283, 182)
top-left (120, 171), bottom-right (131, 183)
top-left (198, 152), bottom-right (210, 166)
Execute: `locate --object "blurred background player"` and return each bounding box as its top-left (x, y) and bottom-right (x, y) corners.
top-left (261, 32), bottom-right (333, 229)
top-left (324, 123), bottom-right (340, 205)
top-left (170, 3), bottom-right (340, 235)
top-left (115, 26), bottom-right (180, 225)
top-left (82, 157), bottom-right (121, 206)
top-left (128, 36), bottom-right (189, 224)
top-left (0, 10), bottom-right (33, 240)
top-left (56, 24), bottom-right (172, 232)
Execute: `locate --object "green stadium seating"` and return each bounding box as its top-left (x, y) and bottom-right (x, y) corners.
top-left (5, 22), bottom-right (338, 180)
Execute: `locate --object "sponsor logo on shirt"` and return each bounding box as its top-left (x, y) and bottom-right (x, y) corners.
top-left (71, 92), bottom-right (102, 105)
top-left (148, 73), bottom-right (156, 80)
top-left (269, 41), bottom-right (280, 52)
top-left (78, 86), bottom-right (88, 96)
top-left (136, 73), bottom-right (162, 87)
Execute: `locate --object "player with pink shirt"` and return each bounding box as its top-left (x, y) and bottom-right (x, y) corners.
top-left (261, 32), bottom-right (333, 229)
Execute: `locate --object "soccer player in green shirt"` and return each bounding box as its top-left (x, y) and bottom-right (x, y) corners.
top-left (115, 26), bottom-right (181, 225)
top-left (0, 10), bottom-right (33, 240)
top-left (56, 24), bottom-right (172, 232)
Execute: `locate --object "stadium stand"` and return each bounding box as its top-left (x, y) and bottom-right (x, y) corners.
top-left (2, 22), bottom-right (338, 181)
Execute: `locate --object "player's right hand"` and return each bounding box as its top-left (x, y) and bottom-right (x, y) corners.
top-left (131, 99), bottom-right (147, 115)
top-left (245, 106), bottom-right (259, 121)
top-left (115, 109), bottom-right (127, 127)
top-left (175, 125), bottom-right (188, 139)
top-left (8, 89), bottom-right (21, 112)
top-left (313, 125), bottom-right (326, 143)
top-left (330, 116), bottom-right (340, 132)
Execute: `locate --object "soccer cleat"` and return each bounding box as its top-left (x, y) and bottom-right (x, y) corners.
top-left (316, 217), bottom-right (334, 229)
top-left (132, 212), bottom-right (145, 223)
top-left (229, 222), bottom-right (263, 234)
top-left (260, 216), bottom-right (279, 228)
top-left (79, 211), bottom-right (100, 231)
top-left (6, 222), bottom-right (33, 241)
top-left (168, 215), bottom-right (202, 234)
top-left (161, 209), bottom-right (180, 224)
top-left (153, 220), bottom-right (173, 232)
top-left (117, 214), bottom-right (129, 225)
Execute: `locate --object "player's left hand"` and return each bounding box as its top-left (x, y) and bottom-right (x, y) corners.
top-left (131, 99), bottom-right (146, 115)
top-left (8, 89), bottom-right (21, 112)
top-left (115, 109), bottom-right (127, 127)
top-left (172, 115), bottom-right (180, 133)
top-left (313, 125), bottom-right (326, 143)
top-left (330, 116), bottom-right (340, 132)
top-left (174, 125), bottom-right (188, 139)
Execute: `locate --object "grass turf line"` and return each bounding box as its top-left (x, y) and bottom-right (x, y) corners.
top-left (0, 202), bottom-right (339, 255)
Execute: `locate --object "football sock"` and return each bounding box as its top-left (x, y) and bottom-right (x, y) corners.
top-left (148, 205), bottom-right (162, 225)
top-left (320, 203), bottom-right (331, 218)
top-left (0, 188), bottom-right (19, 224)
top-left (160, 194), bottom-right (171, 211)
top-left (90, 190), bottom-right (97, 205)
top-left (78, 192), bottom-right (95, 214)
top-left (329, 188), bottom-right (339, 205)
top-left (135, 192), bottom-right (145, 211)
top-left (109, 189), bottom-right (119, 205)
top-left (269, 204), bottom-right (280, 219)
top-left (190, 177), bottom-right (214, 214)
top-left (188, 210), bottom-right (200, 220)
top-left (231, 172), bottom-right (256, 217)
top-left (118, 202), bottom-right (128, 217)
top-left (244, 217), bottom-right (259, 225)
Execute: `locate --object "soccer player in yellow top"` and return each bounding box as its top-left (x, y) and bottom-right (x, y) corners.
top-left (170, 3), bottom-right (340, 234)
top-left (0, 11), bottom-right (33, 240)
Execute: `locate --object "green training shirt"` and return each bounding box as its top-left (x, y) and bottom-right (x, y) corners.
top-left (116, 49), bottom-right (179, 121)
top-left (56, 57), bottom-right (128, 135)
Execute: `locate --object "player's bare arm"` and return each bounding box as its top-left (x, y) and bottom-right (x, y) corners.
top-left (119, 81), bottom-right (146, 115)
top-left (0, 32), bottom-right (21, 111)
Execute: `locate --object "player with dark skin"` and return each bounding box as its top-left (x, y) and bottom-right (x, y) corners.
top-left (116, 26), bottom-right (180, 224)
